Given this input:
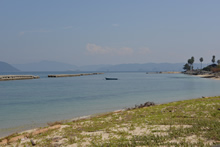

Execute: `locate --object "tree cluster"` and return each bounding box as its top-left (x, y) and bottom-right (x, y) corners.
top-left (183, 56), bottom-right (194, 71)
top-left (183, 55), bottom-right (220, 71)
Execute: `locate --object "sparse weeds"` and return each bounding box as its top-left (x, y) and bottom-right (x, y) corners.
top-left (1, 96), bottom-right (220, 146)
top-left (67, 136), bottom-right (76, 144)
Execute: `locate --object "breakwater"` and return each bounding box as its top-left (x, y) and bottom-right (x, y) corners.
top-left (0, 73), bottom-right (104, 81)
top-left (146, 71), bottom-right (181, 74)
top-left (48, 73), bottom-right (104, 78)
top-left (0, 75), bottom-right (40, 81)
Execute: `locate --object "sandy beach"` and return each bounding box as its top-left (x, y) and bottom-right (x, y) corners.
top-left (1, 96), bottom-right (219, 146)
top-left (196, 74), bottom-right (220, 80)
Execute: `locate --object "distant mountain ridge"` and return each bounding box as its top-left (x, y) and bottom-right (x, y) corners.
top-left (12, 60), bottom-right (202, 72)
top-left (99, 63), bottom-right (202, 71)
top-left (13, 61), bottom-right (78, 71)
top-left (97, 63), bottom-right (184, 71)
top-left (0, 61), bottom-right (20, 72)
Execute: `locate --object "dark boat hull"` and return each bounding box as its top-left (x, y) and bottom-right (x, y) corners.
top-left (105, 77), bottom-right (118, 80)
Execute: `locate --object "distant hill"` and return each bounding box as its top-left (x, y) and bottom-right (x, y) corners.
top-left (78, 64), bottom-right (111, 71)
top-left (13, 60), bottom-right (78, 71)
top-left (97, 63), bottom-right (200, 72)
top-left (13, 61), bottom-right (201, 72)
top-left (0, 61), bottom-right (20, 72)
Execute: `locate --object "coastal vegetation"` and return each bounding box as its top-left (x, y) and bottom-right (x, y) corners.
top-left (1, 96), bottom-right (220, 146)
top-left (183, 55), bottom-right (220, 78)
top-left (200, 57), bottom-right (204, 69)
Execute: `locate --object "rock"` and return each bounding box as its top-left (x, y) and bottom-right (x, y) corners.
top-left (126, 101), bottom-right (155, 110)
top-left (52, 137), bottom-right (62, 142)
top-left (144, 102), bottom-right (155, 107)
top-left (31, 139), bottom-right (36, 146)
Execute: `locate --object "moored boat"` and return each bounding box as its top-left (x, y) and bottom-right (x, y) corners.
top-left (105, 77), bottom-right (118, 80)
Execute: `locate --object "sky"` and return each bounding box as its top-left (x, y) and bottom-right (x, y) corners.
top-left (0, 0), bottom-right (220, 66)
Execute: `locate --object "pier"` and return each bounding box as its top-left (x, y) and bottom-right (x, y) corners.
top-left (0, 75), bottom-right (40, 81)
top-left (48, 73), bottom-right (104, 78)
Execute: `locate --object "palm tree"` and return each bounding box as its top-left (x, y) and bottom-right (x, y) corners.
top-left (191, 56), bottom-right (194, 70)
top-left (183, 63), bottom-right (190, 71)
top-left (188, 59), bottom-right (192, 70)
top-left (187, 56), bottom-right (194, 71)
top-left (212, 55), bottom-right (215, 64)
top-left (200, 57), bottom-right (203, 69)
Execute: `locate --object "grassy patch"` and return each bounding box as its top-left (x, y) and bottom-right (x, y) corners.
top-left (2, 96), bottom-right (220, 146)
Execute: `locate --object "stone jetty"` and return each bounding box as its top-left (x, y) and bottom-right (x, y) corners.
top-left (48, 73), bottom-right (104, 78)
top-left (146, 71), bottom-right (181, 74)
top-left (0, 75), bottom-right (40, 81)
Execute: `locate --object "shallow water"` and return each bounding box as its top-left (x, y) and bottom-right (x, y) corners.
top-left (1, 71), bottom-right (220, 137)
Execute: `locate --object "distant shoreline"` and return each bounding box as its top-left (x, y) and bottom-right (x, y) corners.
top-left (196, 74), bottom-right (220, 80)
top-left (184, 70), bottom-right (220, 80)
top-left (146, 71), bottom-right (181, 74)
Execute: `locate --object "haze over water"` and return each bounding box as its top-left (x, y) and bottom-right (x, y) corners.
top-left (1, 71), bottom-right (220, 137)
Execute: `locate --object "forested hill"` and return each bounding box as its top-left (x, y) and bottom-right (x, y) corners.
top-left (0, 61), bottom-right (20, 72)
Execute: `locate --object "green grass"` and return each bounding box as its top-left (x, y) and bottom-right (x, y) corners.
top-left (2, 96), bottom-right (220, 147)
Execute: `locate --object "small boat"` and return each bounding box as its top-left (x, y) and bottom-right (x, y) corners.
top-left (105, 77), bottom-right (118, 80)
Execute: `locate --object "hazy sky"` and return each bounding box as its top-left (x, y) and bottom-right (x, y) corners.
top-left (0, 0), bottom-right (220, 65)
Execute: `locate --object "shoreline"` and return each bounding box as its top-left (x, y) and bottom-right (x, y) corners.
top-left (1, 96), bottom-right (220, 146)
top-left (0, 95), bottom-right (216, 139)
top-left (196, 74), bottom-right (220, 80)
top-left (183, 70), bottom-right (220, 80)
top-left (0, 109), bottom-right (126, 139)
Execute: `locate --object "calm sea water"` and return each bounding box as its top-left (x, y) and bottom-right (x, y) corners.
top-left (1, 71), bottom-right (220, 137)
